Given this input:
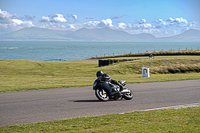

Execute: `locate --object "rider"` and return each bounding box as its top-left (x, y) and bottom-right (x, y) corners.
top-left (96, 71), bottom-right (123, 91)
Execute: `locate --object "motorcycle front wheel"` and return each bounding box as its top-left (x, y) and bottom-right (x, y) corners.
top-left (95, 88), bottom-right (109, 101)
top-left (123, 89), bottom-right (133, 100)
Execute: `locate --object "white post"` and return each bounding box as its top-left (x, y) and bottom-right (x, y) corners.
top-left (142, 68), bottom-right (150, 77)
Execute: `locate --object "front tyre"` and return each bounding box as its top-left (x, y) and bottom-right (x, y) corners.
top-left (95, 88), bottom-right (109, 101)
top-left (123, 90), bottom-right (133, 100)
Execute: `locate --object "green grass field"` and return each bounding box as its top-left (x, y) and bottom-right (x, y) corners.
top-left (0, 51), bottom-right (200, 92)
top-left (1, 106), bottom-right (199, 132)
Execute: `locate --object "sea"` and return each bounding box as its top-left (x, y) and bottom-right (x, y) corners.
top-left (0, 41), bottom-right (200, 61)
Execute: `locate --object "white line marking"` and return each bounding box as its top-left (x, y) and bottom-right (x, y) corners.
top-left (118, 103), bottom-right (200, 115)
top-left (142, 103), bottom-right (200, 111)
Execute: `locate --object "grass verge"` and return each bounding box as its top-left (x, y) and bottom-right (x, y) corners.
top-left (0, 106), bottom-right (199, 132)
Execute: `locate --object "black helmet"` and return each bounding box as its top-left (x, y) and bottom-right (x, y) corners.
top-left (96, 71), bottom-right (103, 77)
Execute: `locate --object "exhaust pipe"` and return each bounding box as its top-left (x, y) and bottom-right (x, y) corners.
top-left (121, 89), bottom-right (130, 94)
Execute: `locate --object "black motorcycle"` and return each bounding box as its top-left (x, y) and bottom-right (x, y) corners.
top-left (93, 76), bottom-right (133, 101)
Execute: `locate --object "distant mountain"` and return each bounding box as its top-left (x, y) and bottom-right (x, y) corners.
top-left (66, 28), bottom-right (156, 41)
top-left (0, 27), bottom-right (157, 41)
top-left (0, 27), bottom-right (72, 41)
top-left (0, 27), bottom-right (200, 42)
top-left (158, 29), bottom-right (200, 42)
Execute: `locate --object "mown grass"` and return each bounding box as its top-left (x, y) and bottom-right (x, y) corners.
top-left (0, 53), bottom-right (200, 92)
top-left (110, 56), bottom-right (200, 74)
top-left (0, 106), bottom-right (199, 132)
top-left (0, 60), bottom-right (97, 92)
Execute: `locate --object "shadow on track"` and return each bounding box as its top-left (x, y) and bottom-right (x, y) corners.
top-left (73, 99), bottom-right (126, 102)
top-left (73, 100), bottom-right (102, 102)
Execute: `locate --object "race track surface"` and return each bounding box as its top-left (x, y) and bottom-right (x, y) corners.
top-left (0, 80), bottom-right (200, 127)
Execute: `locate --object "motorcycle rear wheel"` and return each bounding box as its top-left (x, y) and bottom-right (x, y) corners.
top-left (95, 88), bottom-right (109, 101)
top-left (123, 90), bottom-right (133, 100)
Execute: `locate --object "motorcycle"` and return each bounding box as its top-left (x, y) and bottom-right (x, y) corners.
top-left (93, 76), bottom-right (133, 101)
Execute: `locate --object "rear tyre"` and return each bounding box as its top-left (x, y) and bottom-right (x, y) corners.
top-left (123, 90), bottom-right (133, 100)
top-left (95, 88), bottom-right (109, 101)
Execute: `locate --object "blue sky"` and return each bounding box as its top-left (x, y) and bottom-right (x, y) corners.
top-left (0, 0), bottom-right (200, 37)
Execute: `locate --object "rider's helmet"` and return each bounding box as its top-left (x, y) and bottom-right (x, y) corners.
top-left (96, 71), bottom-right (103, 77)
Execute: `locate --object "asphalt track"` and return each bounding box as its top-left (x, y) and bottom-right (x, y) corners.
top-left (0, 80), bottom-right (200, 127)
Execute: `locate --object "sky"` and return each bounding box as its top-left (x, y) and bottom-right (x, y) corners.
top-left (0, 0), bottom-right (200, 37)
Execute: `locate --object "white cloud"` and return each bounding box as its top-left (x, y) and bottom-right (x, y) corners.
top-left (139, 23), bottom-right (153, 29)
top-left (0, 9), bottom-right (34, 33)
top-left (117, 22), bottom-right (126, 29)
top-left (21, 21), bottom-right (34, 27)
top-left (51, 14), bottom-right (67, 23)
top-left (11, 19), bottom-right (23, 25)
top-left (128, 24), bottom-right (156, 35)
top-left (84, 21), bottom-right (100, 28)
top-left (156, 19), bottom-right (167, 28)
top-left (68, 24), bottom-right (76, 29)
top-left (165, 17), bottom-right (188, 26)
top-left (40, 16), bottom-right (50, 22)
top-left (72, 15), bottom-right (77, 20)
top-left (0, 18), bottom-right (34, 32)
top-left (167, 17), bottom-right (187, 24)
top-left (138, 19), bottom-right (146, 24)
top-left (39, 14), bottom-right (79, 30)
top-left (40, 14), bottom-right (67, 23)
top-left (113, 19), bottom-right (158, 35)
top-left (188, 21), bottom-right (198, 28)
top-left (11, 19), bottom-right (33, 29)
top-left (131, 20), bottom-right (153, 29)
top-left (98, 19), bottom-right (113, 27)
top-left (0, 9), bottom-right (16, 20)
top-left (176, 17), bottom-right (187, 23)
top-left (83, 19), bottom-right (113, 28)
top-left (167, 17), bottom-right (174, 23)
